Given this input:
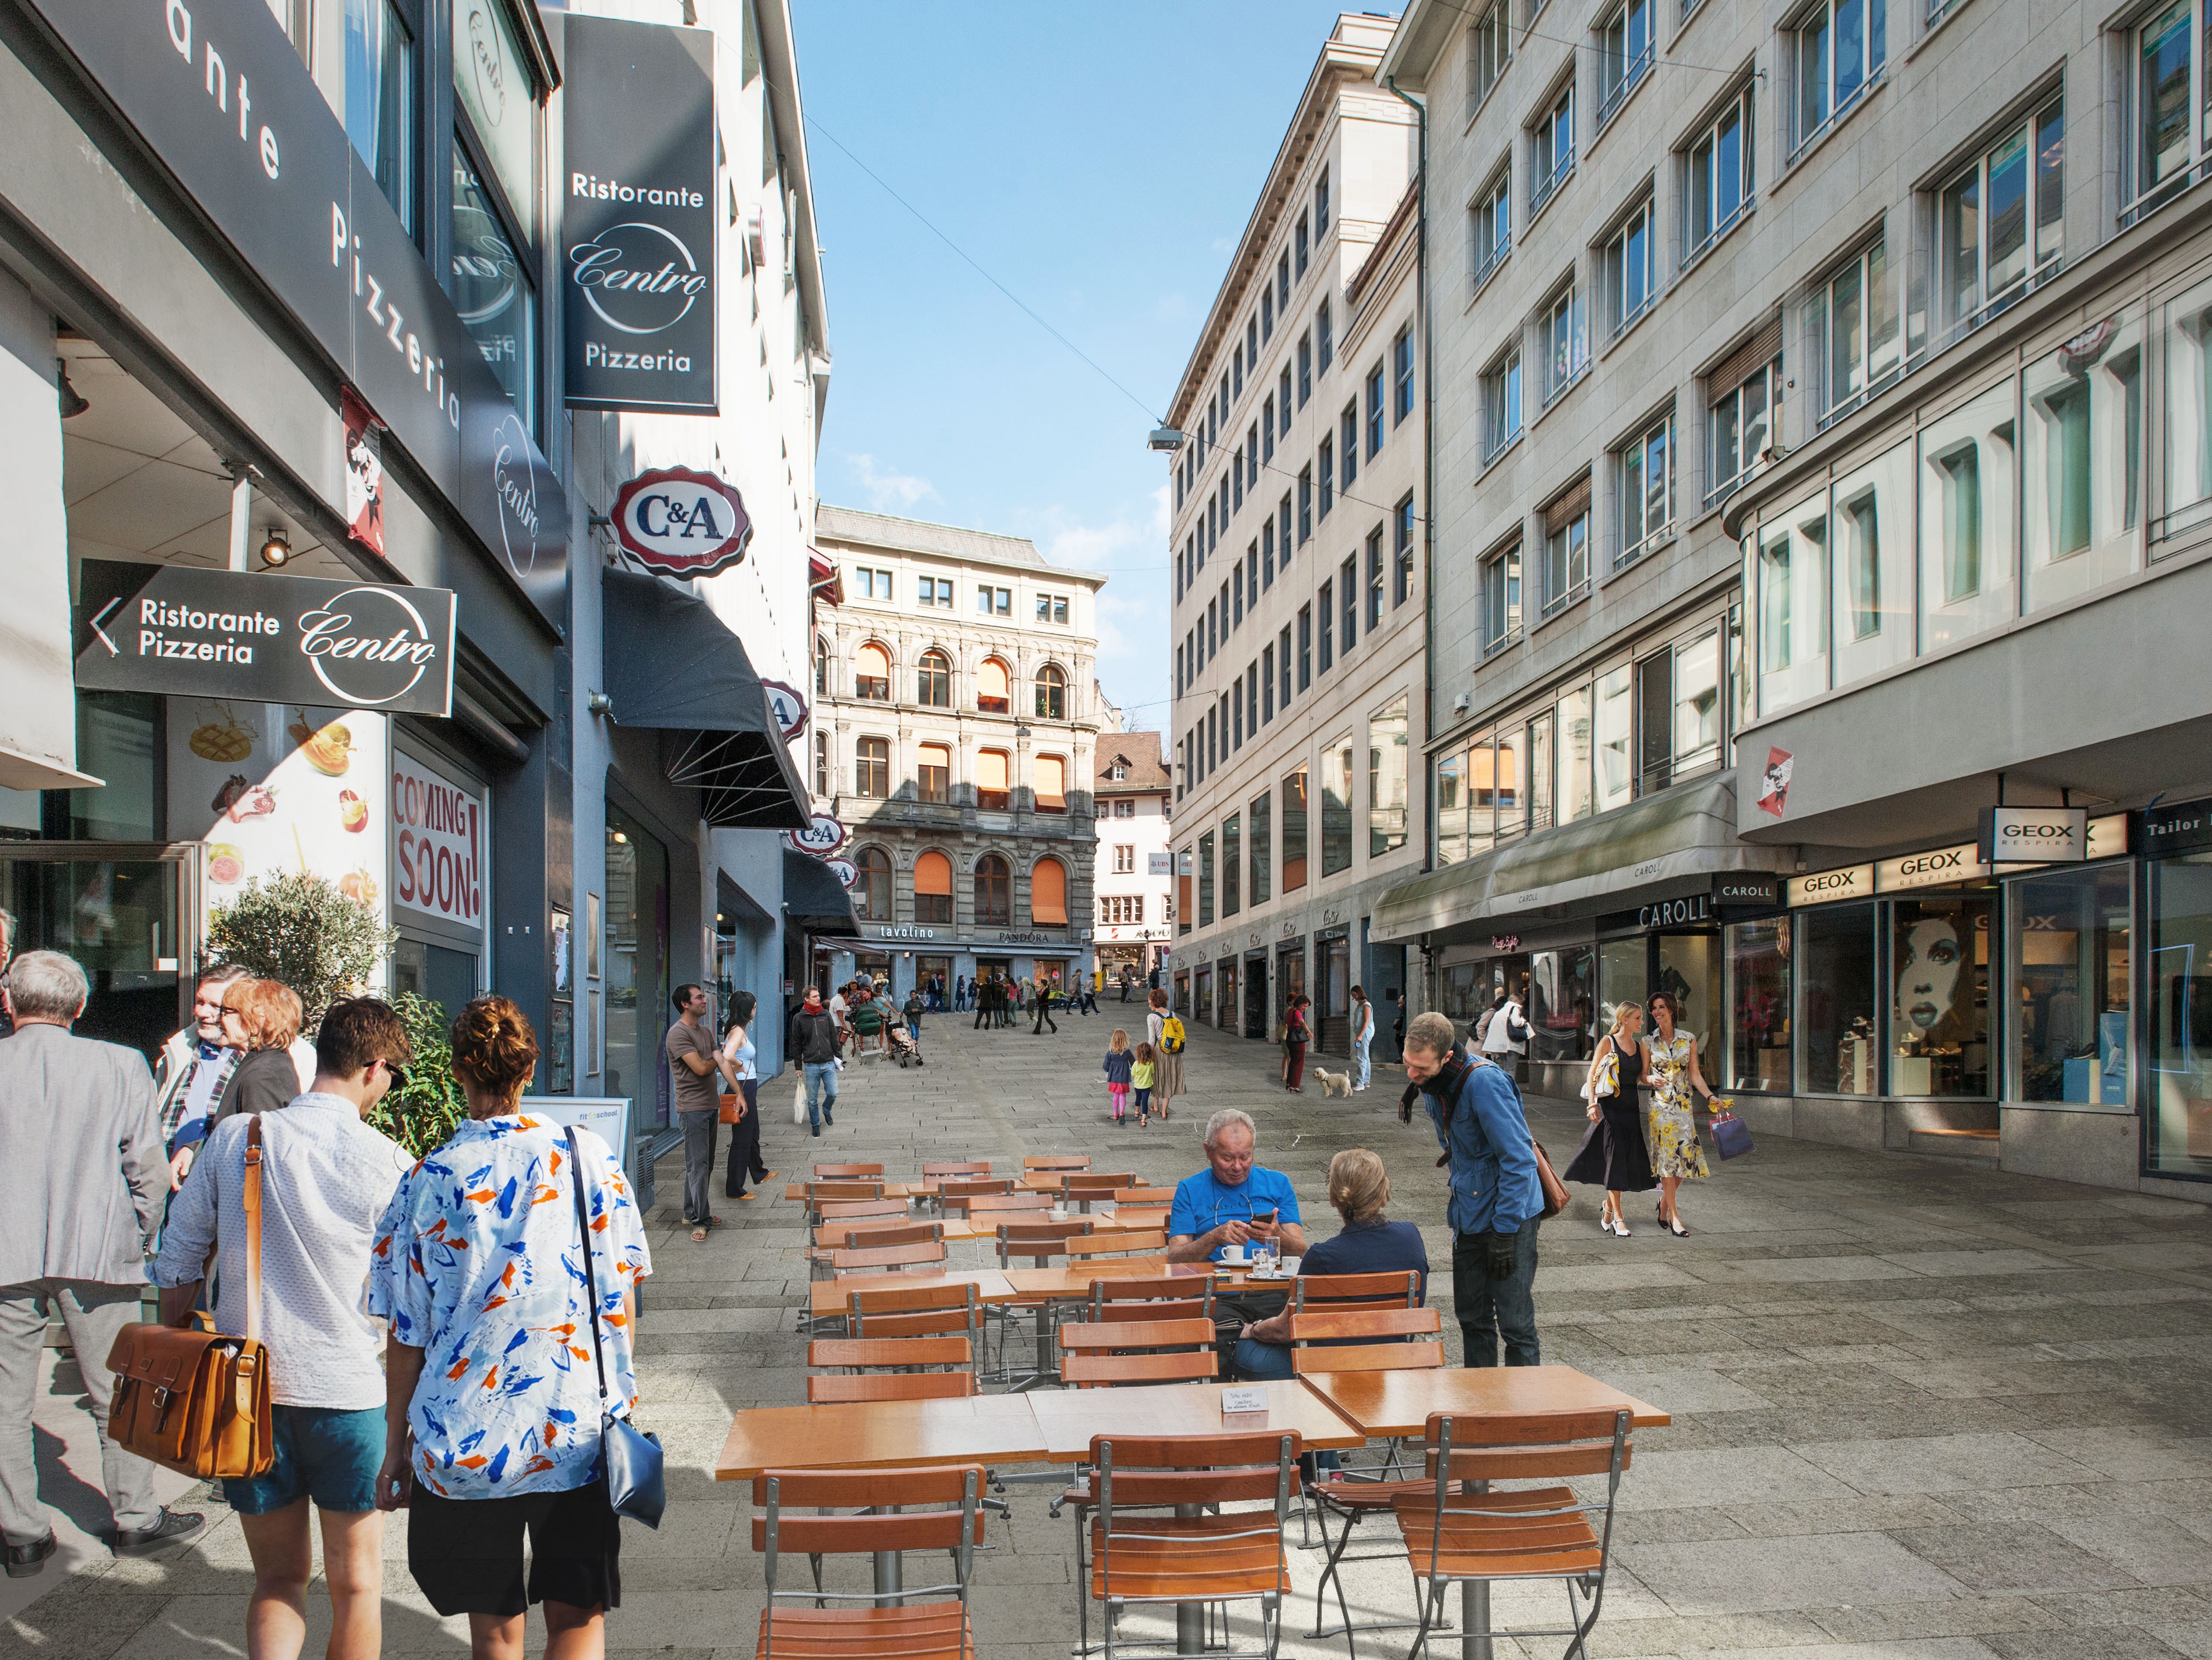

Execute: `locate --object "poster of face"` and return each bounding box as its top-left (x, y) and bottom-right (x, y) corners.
top-left (168, 700), bottom-right (392, 973)
top-left (342, 388), bottom-right (386, 556)
top-left (1890, 896), bottom-right (1991, 1094)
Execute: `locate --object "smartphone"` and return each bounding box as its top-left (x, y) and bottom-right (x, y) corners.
top-left (1249, 1209), bottom-right (1277, 1226)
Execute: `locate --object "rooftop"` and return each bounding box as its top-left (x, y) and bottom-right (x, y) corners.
top-left (1093, 733), bottom-right (1172, 792)
top-left (816, 506), bottom-right (1105, 585)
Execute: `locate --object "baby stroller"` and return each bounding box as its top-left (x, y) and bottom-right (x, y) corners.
top-left (885, 1013), bottom-right (924, 1068)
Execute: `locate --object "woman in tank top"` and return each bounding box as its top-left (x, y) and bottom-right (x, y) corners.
top-left (1562, 1000), bottom-right (1658, 1237)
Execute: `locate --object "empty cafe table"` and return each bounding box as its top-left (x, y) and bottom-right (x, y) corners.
top-left (1027, 1376), bottom-right (1365, 1463)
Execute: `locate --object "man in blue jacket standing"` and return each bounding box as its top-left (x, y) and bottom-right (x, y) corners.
top-left (1400, 1010), bottom-right (1543, 1366)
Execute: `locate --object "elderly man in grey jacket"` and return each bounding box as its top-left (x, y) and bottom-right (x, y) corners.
top-left (0, 951), bottom-right (201, 1577)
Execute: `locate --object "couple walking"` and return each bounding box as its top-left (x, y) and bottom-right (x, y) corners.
top-left (1564, 991), bottom-right (1719, 1237)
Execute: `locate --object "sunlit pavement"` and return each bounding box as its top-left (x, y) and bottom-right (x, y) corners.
top-left (10, 1009), bottom-right (2212, 1658)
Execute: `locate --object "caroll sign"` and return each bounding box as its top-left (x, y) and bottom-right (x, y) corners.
top-left (610, 467), bottom-right (751, 578)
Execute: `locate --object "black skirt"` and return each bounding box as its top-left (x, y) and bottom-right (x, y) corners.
top-left (1562, 1095), bottom-right (1657, 1192)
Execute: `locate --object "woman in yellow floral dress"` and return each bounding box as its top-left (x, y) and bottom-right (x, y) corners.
top-left (1642, 991), bottom-right (1713, 1235)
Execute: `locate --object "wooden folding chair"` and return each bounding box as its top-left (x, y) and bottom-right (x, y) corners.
top-left (844, 1281), bottom-right (986, 1343)
top-left (813, 1162), bottom-right (886, 1179)
top-left (751, 1464), bottom-right (985, 1655)
top-left (1060, 1172), bottom-right (1134, 1213)
top-left (1074, 1432), bottom-right (1300, 1660)
top-left (1056, 1316), bottom-right (1219, 1387)
top-left (817, 1197), bottom-right (908, 1225)
top-left (967, 1192), bottom-right (1053, 1220)
top-left (1290, 1270), bottom-right (1425, 1313)
top-left (1064, 1231), bottom-right (1169, 1261)
top-left (935, 1178), bottom-right (1015, 1217)
top-left (806, 1334), bottom-right (976, 1403)
top-left (829, 1237), bottom-right (949, 1275)
top-left (1390, 1410), bottom-right (1632, 1660)
top-left (804, 1180), bottom-right (886, 1225)
top-left (922, 1160), bottom-right (993, 1179)
top-left (1086, 1275), bottom-right (1216, 1325)
top-left (811, 1220), bottom-right (945, 1275)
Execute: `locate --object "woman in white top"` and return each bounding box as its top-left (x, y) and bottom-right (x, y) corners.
top-left (720, 991), bottom-right (773, 1201)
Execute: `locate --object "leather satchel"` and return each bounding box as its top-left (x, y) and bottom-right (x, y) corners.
top-left (565, 1128), bottom-right (665, 1528)
top-left (106, 1117), bottom-right (275, 1480)
top-left (1532, 1140), bottom-right (1572, 1219)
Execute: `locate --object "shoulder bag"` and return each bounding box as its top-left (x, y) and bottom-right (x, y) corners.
top-left (565, 1128), bottom-right (666, 1528)
top-left (106, 1118), bottom-right (274, 1479)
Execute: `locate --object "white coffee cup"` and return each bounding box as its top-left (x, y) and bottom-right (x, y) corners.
top-left (1221, 1245), bottom-right (1249, 1265)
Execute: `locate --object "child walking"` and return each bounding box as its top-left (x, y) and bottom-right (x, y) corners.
top-left (1103, 1029), bottom-right (1135, 1124)
top-left (1131, 1041), bottom-right (1157, 1126)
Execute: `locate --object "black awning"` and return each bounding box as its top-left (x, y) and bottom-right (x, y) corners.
top-left (783, 846), bottom-right (861, 934)
top-left (602, 569), bottom-right (810, 829)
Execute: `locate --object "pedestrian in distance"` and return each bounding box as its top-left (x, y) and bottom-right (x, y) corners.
top-left (154, 962), bottom-right (250, 1191)
top-left (1350, 984), bottom-right (1376, 1092)
top-left (152, 996), bottom-right (415, 1660)
top-left (1481, 984), bottom-right (1531, 1086)
top-left (1400, 1010), bottom-right (1544, 1367)
top-left (1644, 991), bottom-right (1714, 1237)
top-left (0, 951), bottom-right (201, 1577)
top-left (1103, 1029), bottom-right (1133, 1124)
top-left (954, 974), bottom-right (967, 1013)
top-left (903, 986), bottom-right (924, 1038)
top-left (1281, 993), bottom-right (1312, 1093)
top-left (1391, 988), bottom-right (1406, 1058)
top-left (372, 997), bottom-right (650, 1660)
top-left (665, 984), bottom-right (733, 1243)
top-left (1146, 988), bottom-right (1184, 1122)
top-left (719, 991), bottom-right (774, 1203)
top-left (972, 976), bottom-right (990, 1030)
top-left (1030, 979), bottom-right (1058, 1035)
top-left (790, 986), bottom-right (840, 1137)
top-left (1563, 1000), bottom-right (1657, 1238)
top-left (215, 978), bottom-right (313, 1124)
top-left (850, 986), bottom-right (888, 1056)
top-left (827, 982), bottom-right (850, 1054)
top-left (1131, 1041), bottom-right (1157, 1127)
top-left (1118, 971), bottom-right (1133, 1003)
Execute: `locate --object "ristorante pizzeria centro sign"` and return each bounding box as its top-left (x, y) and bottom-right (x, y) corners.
top-left (23, 0), bottom-right (568, 625)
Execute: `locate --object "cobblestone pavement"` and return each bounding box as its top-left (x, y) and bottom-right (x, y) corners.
top-left (10, 1008), bottom-right (2212, 1659)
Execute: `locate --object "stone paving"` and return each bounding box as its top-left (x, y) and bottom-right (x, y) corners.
top-left (9, 1005), bottom-right (2212, 1659)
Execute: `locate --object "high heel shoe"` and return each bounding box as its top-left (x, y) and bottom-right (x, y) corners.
top-left (1667, 1217), bottom-right (1689, 1237)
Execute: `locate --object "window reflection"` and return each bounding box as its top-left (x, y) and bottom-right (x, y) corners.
top-left (451, 148), bottom-right (536, 434)
top-left (2011, 866), bottom-right (2131, 1104)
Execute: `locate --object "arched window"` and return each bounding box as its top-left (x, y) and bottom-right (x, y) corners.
top-left (855, 736), bottom-right (890, 798)
top-left (974, 854), bottom-right (1010, 926)
top-left (976, 748), bottom-right (1010, 811)
top-left (1034, 753), bottom-right (1066, 814)
top-left (917, 648), bottom-right (951, 707)
top-left (855, 642), bottom-right (891, 700)
top-left (1035, 662), bottom-right (1066, 720)
top-left (854, 846), bottom-right (892, 921)
top-left (914, 850), bottom-right (953, 924)
top-left (976, 656), bottom-right (1010, 714)
top-left (1030, 856), bottom-right (1068, 926)
top-left (917, 743), bottom-right (951, 803)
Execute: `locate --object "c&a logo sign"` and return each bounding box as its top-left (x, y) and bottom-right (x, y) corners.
top-left (610, 466), bottom-right (753, 579)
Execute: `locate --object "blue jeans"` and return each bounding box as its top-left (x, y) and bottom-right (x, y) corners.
top-left (1353, 1038), bottom-right (1372, 1088)
top-left (1232, 1336), bottom-right (1295, 1380)
top-left (1452, 1220), bottom-right (1540, 1367)
top-left (804, 1061), bottom-right (838, 1128)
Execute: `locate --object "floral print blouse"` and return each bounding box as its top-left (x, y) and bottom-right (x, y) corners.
top-left (368, 1114), bottom-right (652, 1500)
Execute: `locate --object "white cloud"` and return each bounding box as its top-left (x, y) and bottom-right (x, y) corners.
top-left (844, 452), bottom-right (938, 513)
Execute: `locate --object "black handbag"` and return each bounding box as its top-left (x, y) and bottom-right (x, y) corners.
top-left (565, 1128), bottom-right (666, 1528)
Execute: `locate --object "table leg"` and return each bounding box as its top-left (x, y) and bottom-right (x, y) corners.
top-left (1460, 1477), bottom-right (1491, 1660)
top-left (1175, 1502), bottom-right (1204, 1655)
top-left (1028, 1304), bottom-right (1052, 1389)
top-left (873, 1549), bottom-right (902, 1606)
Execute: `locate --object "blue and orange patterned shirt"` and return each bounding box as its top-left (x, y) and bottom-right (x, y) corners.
top-left (368, 1114), bottom-right (651, 1500)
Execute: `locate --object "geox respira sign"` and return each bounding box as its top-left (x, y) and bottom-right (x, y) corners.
top-left (557, 14), bottom-right (717, 413)
top-left (610, 467), bottom-right (752, 579)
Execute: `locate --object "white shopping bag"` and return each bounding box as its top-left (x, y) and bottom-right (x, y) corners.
top-left (792, 1072), bottom-right (807, 1126)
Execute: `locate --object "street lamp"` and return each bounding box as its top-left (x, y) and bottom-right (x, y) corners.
top-left (1147, 425), bottom-right (1184, 452)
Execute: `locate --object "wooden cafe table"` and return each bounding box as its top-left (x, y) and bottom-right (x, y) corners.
top-left (1296, 1365), bottom-right (1669, 1660)
top-left (805, 1268), bottom-right (1017, 1323)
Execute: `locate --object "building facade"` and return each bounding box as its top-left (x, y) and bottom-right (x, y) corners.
top-left (1088, 734), bottom-right (1174, 990)
top-left (1164, 13), bottom-right (1424, 1058)
top-left (1377, 0), bottom-right (2212, 1198)
top-left (811, 506), bottom-right (1103, 1000)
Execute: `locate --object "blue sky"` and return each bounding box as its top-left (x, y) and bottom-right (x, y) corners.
top-left (791, 1), bottom-right (1384, 739)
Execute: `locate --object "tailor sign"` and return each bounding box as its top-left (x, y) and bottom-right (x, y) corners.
top-left (610, 467), bottom-right (752, 578)
top-left (74, 560), bottom-right (456, 716)
top-left (557, 14), bottom-right (718, 413)
top-left (23, 0), bottom-right (568, 625)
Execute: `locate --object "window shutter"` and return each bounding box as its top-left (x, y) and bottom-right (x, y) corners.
top-left (914, 851), bottom-right (952, 895)
top-left (1031, 859), bottom-right (1068, 925)
top-left (1543, 475), bottom-right (1593, 534)
top-left (978, 659), bottom-right (1009, 700)
top-left (1707, 314), bottom-right (1782, 396)
top-left (1036, 754), bottom-right (1066, 809)
top-left (977, 750), bottom-right (1009, 790)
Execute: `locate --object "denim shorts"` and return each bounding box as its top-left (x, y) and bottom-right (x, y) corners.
top-left (225, 1404), bottom-right (386, 1515)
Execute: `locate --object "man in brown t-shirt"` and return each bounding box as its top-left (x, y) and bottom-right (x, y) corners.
top-left (665, 983), bottom-right (731, 1238)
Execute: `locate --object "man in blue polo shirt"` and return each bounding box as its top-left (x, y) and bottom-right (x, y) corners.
top-left (1166, 1108), bottom-right (1309, 1264)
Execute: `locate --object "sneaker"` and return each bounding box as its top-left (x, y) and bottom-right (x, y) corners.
top-left (113, 1509), bottom-right (205, 1557)
top-left (810, 1123), bottom-right (821, 1137)
top-left (5, 1533), bottom-right (56, 1578)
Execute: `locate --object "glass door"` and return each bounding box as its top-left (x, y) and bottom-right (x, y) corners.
top-left (604, 807), bottom-right (670, 1128)
top-left (1318, 934), bottom-right (1351, 1051)
top-left (1244, 954), bottom-right (1268, 1038)
top-left (1217, 958), bottom-right (1238, 1030)
top-left (0, 849), bottom-right (189, 1061)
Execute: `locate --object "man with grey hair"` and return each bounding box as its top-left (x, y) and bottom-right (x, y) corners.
top-left (1401, 1008), bottom-right (1544, 1367)
top-left (0, 951), bottom-right (201, 1575)
top-left (1166, 1108), bottom-right (1309, 1264)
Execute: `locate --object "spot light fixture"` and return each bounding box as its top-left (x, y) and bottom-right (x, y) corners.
top-left (258, 529), bottom-right (292, 568)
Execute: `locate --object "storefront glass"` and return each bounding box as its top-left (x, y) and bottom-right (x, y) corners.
top-left (2149, 852), bottom-right (2212, 1175)
top-left (1598, 936), bottom-right (1645, 1027)
top-left (1198, 831), bottom-right (1215, 927)
top-left (1528, 946), bottom-right (1594, 1068)
top-left (0, 854), bottom-right (181, 1058)
top-left (391, 938), bottom-right (477, 1022)
top-left (1195, 963), bottom-right (1212, 1024)
top-left (604, 807), bottom-right (670, 1128)
top-left (1441, 960), bottom-right (1481, 1022)
top-left (1889, 891), bottom-right (1994, 1097)
top-left (1724, 916), bottom-right (1792, 1092)
top-left (2009, 866), bottom-right (2131, 1104)
top-left (1218, 958), bottom-right (1238, 1030)
top-left (1656, 931), bottom-right (1721, 1057)
top-left (1799, 902), bottom-right (1877, 1093)
top-left (72, 692), bottom-right (162, 841)
top-left (1320, 934), bottom-right (1350, 1050)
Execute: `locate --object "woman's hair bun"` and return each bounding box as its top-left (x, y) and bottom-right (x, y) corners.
top-left (450, 995), bottom-right (540, 1097)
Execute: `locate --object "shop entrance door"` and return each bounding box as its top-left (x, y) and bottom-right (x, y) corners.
top-left (917, 955), bottom-right (952, 1008)
top-left (1243, 953), bottom-right (1268, 1038)
top-left (1655, 931), bottom-right (1721, 1057)
top-left (0, 849), bottom-right (187, 1060)
top-left (1195, 964), bottom-right (1212, 1025)
top-left (1217, 958), bottom-right (1238, 1031)
top-left (605, 806), bottom-right (671, 1129)
top-left (1276, 944), bottom-right (1306, 1027)
top-left (1318, 934), bottom-right (1351, 1052)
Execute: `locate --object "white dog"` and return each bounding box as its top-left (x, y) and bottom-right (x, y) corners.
top-left (1314, 1067), bottom-right (1353, 1099)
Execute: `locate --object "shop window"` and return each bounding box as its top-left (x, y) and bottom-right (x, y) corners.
top-left (2011, 865), bottom-right (2131, 1105)
top-left (2024, 322), bottom-right (2142, 614)
top-left (1556, 682), bottom-right (1595, 823)
top-left (855, 642), bottom-right (891, 701)
top-left (1369, 696), bottom-right (1409, 857)
top-left (346, 0), bottom-right (418, 236)
top-left (914, 850), bottom-right (953, 924)
top-left (1198, 831), bottom-right (1216, 927)
top-left (1657, 932), bottom-right (1721, 1057)
top-left (975, 749), bottom-right (1010, 811)
top-left (1321, 738), bottom-right (1355, 878)
top-left (977, 657), bottom-right (1011, 714)
top-left (1282, 766), bottom-right (1310, 891)
top-left (1753, 491), bottom-right (1831, 715)
top-left (1599, 938), bottom-right (1647, 1028)
top-left (1434, 750), bottom-right (1468, 868)
top-left (71, 691), bottom-right (162, 842)
top-left (1890, 892), bottom-right (1994, 1097)
top-left (854, 847), bottom-right (892, 921)
top-left (974, 854), bottom-right (1011, 927)
top-left (1034, 754), bottom-right (1067, 814)
top-left (1035, 663), bottom-right (1067, 720)
top-left (1917, 381), bottom-right (2017, 654)
top-left (2151, 850), bottom-right (2212, 1174)
top-left (1829, 441), bottom-right (1914, 688)
top-left (1938, 98), bottom-right (2064, 340)
top-left (1249, 789), bottom-right (1272, 905)
top-left (452, 0), bottom-right (536, 240)
top-left (1725, 917), bottom-right (1793, 1092)
top-left (1528, 709), bottom-right (1554, 833)
top-left (1529, 946), bottom-right (1596, 1069)
top-left (917, 649), bottom-right (952, 707)
top-left (1031, 857), bottom-right (1068, 926)
top-left (855, 737), bottom-right (889, 799)
top-left (451, 139), bottom-right (537, 436)
top-left (917, 743), bottom-right (950, 804)
top-left (1222, 814), bottom-right (1242, 917)
top-left (1799, 902), bottom-right (1877, 1094)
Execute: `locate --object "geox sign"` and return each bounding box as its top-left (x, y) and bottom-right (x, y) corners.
top-left (1981, 805), bottom-right (2089, 864)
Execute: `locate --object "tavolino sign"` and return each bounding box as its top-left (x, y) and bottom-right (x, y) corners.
top-left (556, 14), bottom-right (717, 413)
top-left (610, 467), bottom-right (751, 578)
top-left (74, 561), bottom-right (456, 716)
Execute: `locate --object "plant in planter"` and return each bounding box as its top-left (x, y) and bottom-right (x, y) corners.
top-left (205, 868), bottom-right (398, 1030)
top-left (370, 992), bottom-right (468, 1158)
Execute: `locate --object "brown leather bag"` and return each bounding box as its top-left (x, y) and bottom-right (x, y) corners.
top-left (106, 1117), bottom-right (275, 1479)
top-left (1531, 1141), bottom-right (1572, 1220)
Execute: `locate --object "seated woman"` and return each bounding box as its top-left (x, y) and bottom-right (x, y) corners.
top-left (1231, 1148), bottom-right (1428, 1382)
